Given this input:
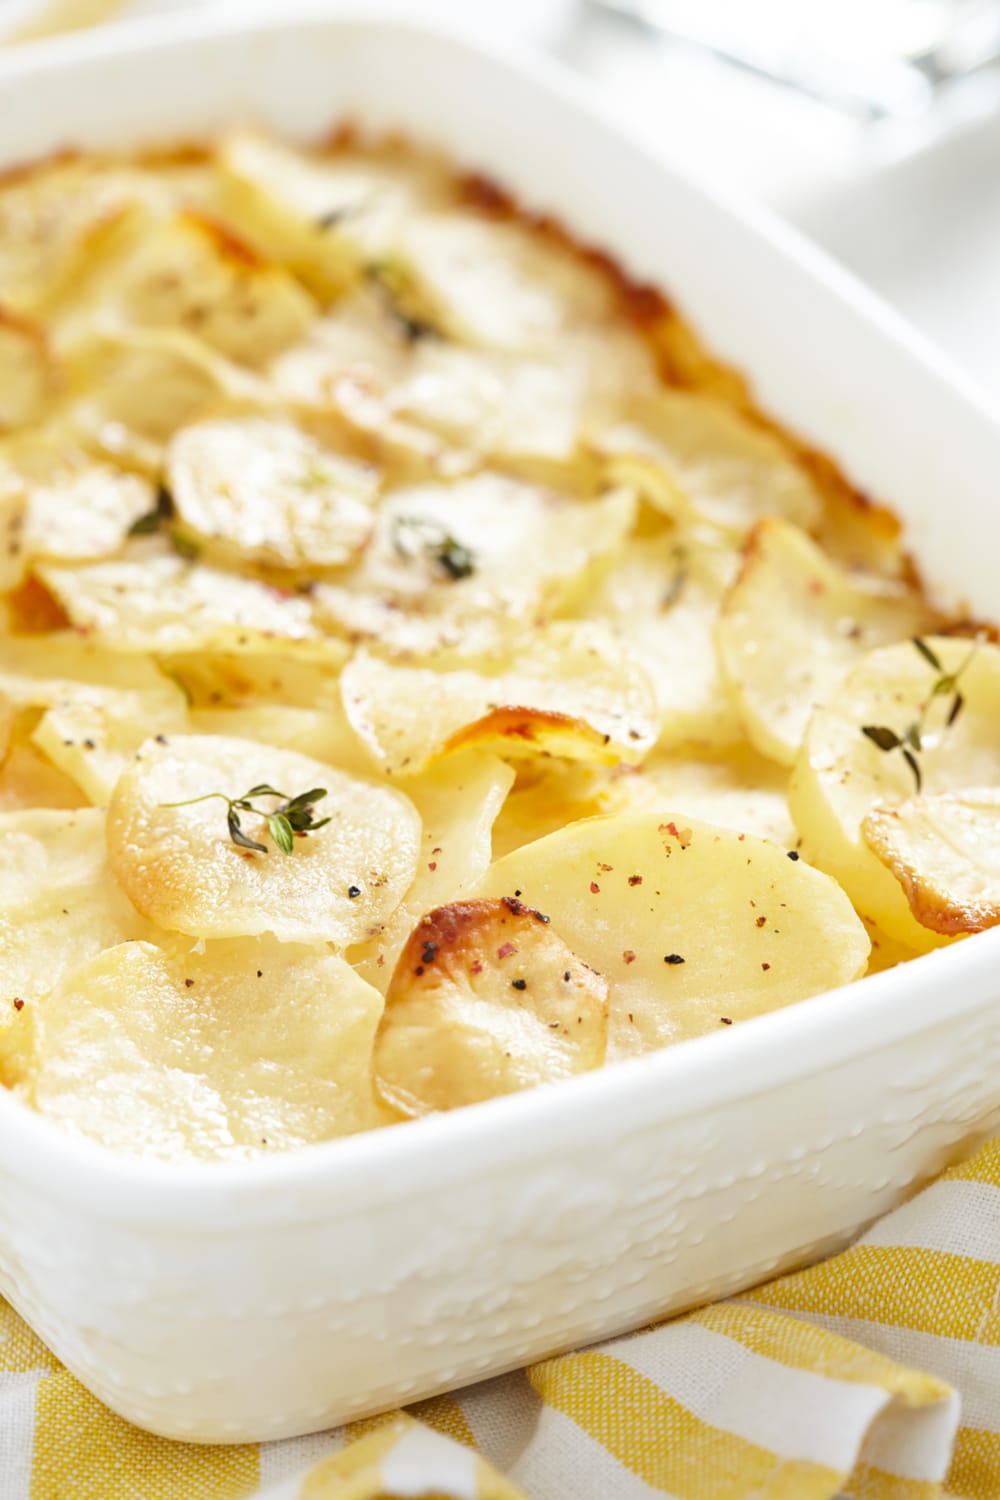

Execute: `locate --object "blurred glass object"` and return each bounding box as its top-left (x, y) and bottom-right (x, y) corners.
top-left (588, 0), bottom-right (1000, 117)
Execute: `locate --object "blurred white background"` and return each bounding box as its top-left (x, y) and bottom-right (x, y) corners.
top-left (4, 0), bottom-right (1000, 406)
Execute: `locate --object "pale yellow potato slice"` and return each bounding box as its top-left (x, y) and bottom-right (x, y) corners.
top-left (160, 650), bottom-right (345, 711)
top-left (60, 211), bottom-right (317, 369)
top-left (8, 937), bottom-right (391, 1161)
top-left (472, 812), bottom-right (869, 1057)
top-left (581, 529), bottom-right (742, 748)
top-left (190, 704), bottom-right (378, 778)
top-left (166, 414), bottom-right (378, 573)
top-left (0, 694), bottom-right (12, 763)
top-left (350, 750), bottom-right (516, 991)
top-left (340, 622), bottom-right (658, 777)
top-left (36, 538), bottom-right (341, 659)
top-left (0, 808), bottom-right (148, 1012)
top-left (0, 159), bottom-right (147, 314)
top-left (217, 130), bottom-right (449, 297)
top-left (315, 475), bottom-right (635, 662)
top-left (107, 735), bottom-right (421, 945)
top-left (0, 431), bottom-right (154, 565)
top-left (717, 518), bottom-right (935, 765)
top-left (790, 636), bottom-right (1000, 948)
top-left (863, 788), bottom-right (1000, 936)
top-left (593, 391), bottom-right (822, 538)
top-left (394, 209), bottom-right (620, 353)
top-left (492, 749), bottom-right (794, 860)
top-left (374, 896), bottom-right (608, 1115)
top-left (0, 635), bottom-right (188, 805)
top-left (0, 735), bottom-right (88, 812)
top-left (0, 310), bottom-right (54, 430)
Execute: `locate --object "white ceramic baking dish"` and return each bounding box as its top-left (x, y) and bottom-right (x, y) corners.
top-left (1, 2), bottom-right (999, 1443)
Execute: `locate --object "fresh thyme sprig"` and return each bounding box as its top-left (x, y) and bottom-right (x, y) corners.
top-left (162, 783), bottom-right (331, 855)
top-left (861, 635), bottom-right (981, 792)
top-left (391, 514), bottom-right (476, 580)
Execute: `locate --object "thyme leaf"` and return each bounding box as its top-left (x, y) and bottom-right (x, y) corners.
top-left (391, 515), bottom-right (476, 581)
top-left (128, 483), bottom-right (174, 536)
top-left (162, 783), bottom-right (330, 855)
top-left (365, 259), bottom-right (440, 343)
top-left (860, 635), bottom-right (981, 791)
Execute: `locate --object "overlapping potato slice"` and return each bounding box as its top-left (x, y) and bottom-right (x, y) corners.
top-left (217, 131), bottom-right (451, 297)
top-left (161, 649), bottom-right (343, 710)
top-left (0, 430), bottom-right (154, 566)
top-left (0, 636), bottom-right (188, 804)
top-left (0, 310), bottom-right (54, 430)
top-left (65, 330), bottom-right (262, 473)
top-left (717, 518), bottom-right (936, 765)
top-left (374, 896), bottom-right (608, 1114)
top-left (0, 808), bottom-right (148, 1012)
top-left (593, 391), bottom-right (822, 538)
top-left (106, 735), bottom-right (421, 944)
top-left (790, 636), bottom-right (1000, 948)
top-left (5, 937), bottom-right (392, 1160)
top-left (0, 730), bottom-right (88, 812)
top-left (341, 622), bottom-right (658, 776)
top-left (351, 750), bottom-right (515, 990)
top-left (166, 414), bottom-right (378, 573)
top-left (314, 474), bottom-right (635, 661)
top-left (391, 209), bottom-right (622, 353)
top-left (36, 538), bottom-right (340, 659)
top-left (473, 812), bottom-right (869, 1057)
top-left (581, 529), bottom-right (742, 747)
top-left (189, 704), bottom-right (377, 777)
top-left (0, 158), bottom-right (147, 314)
top-left (492, 749), bottom-right (795, 859)
top-left (58, 211), bottom-right (317, 369)
top-left (862, 788), bottom-right (1000, 936)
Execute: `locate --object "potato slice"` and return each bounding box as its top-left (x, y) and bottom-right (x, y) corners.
top-left (107, 735), bottom-right (421, 945)
top-left (374, 897), bottom-right (608, 1114)
top-left (350, 750), bottom-right (516, 991)
top-left (61, 211), bottom-right (317, 369)
top-left (0, 636), bottom-right (188, 805)
top-left (717, 518), bottom-right (935, 764)
top-left (314, 475), bottom-right (635, 662)
top-left (8, 937), bottom-right (391, 1160)
top-left (593, 392), bottom-right (822, 538)
top-left (36, 539), bottom-right (341, 659)
top-left (0, 734), bottom-right (88, 812)
top-left (0, 431), bottom-right (154, 565)
top-left (472, 812), bottom-right (869, 1057)
top-left (0, 808), bottom-right (148, 1012)
top-left (340, 622), bottom-right (658, 776)
top-left (581, 529), bottom-right (742, 748)
top-left (217, 131), bottom-right (449, 296)
top-left (863, 788), bottom-right (1000, 936)
top-left (166, 414), bottom-right (378, 573)
top-left (789, 637), bottom-right (1000, 948)
top-left (189, 704), bottom-right (378, 778)
top-left (0, 310), bottom-right (54, 430)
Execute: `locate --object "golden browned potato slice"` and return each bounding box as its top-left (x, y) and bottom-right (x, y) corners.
top-left (0, 808), bottom-right (148, 1013)
top-left (472, 812), bottom-right (869, 1057)
top-left (340, 622), bottom-right (658, 777)
top-left (6, 937), bottom-right (392, 1160)
top-left (593, 391), bottom-right (822, 538)
top-left (374, 896), bottom-right (608, 1115)
top-left (717, 518), bottom-right (935, 764)
top-left (36, 538), bottom-right (342, 660)
top-left (863, 788), bottom-right (1000, 936)
top-left (314, 474), bottom-right (635, 662)
top-left (581, 529), bottom-right (742, 748)
top-left (166, 414), bottom-right (378, 573)
top-left (350, 750), bottom-right (515, 991)
top-left (107, 734), bottom-right (421, 945)
top-left (790, 636), bottom-right (1000, 948)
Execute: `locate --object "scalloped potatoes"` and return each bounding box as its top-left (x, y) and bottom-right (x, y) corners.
top-left (0, 128), bottom-right (986, 1162)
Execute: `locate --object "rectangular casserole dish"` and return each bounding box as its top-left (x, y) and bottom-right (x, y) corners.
top-left (1, 2), bottom-right (999, 1442)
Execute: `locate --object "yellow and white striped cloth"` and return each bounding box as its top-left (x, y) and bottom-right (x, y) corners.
top-left (3, 1134), bottom-right (1000, 1498)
